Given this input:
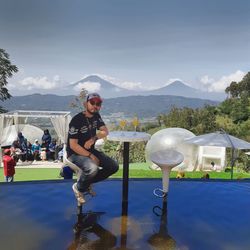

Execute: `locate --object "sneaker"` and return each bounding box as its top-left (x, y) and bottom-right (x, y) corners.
top-left (72, 183), bottom-right (85, 205)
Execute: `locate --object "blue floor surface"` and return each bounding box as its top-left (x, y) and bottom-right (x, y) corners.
top-left (0, 179), bottom-right (250, 250)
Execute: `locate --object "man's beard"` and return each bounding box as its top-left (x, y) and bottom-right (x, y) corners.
top-left (87, 108), bottom-right (99, 115)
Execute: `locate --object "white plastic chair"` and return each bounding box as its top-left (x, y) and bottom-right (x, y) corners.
top-left (63, 153), bottom-right (82, 180)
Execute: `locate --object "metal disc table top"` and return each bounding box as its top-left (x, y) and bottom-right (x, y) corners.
top-left (107, 131), bottom-right (151, 142)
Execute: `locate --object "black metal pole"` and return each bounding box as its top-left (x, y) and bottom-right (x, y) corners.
top-left (227, 142), bottom-right (237, 180)
top-left (159, 197), bottom-right (168, 235)
top-left (119, 141), bottom-right (129, 248)
top-left (220, 128), bottom-right (235, 180)
top-left (231, 148), bottom-right (235, 180)
top-left (122, 141), bottom-right (130, 202)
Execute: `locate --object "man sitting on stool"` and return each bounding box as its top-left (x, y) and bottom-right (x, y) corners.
top-left (67, 92), bottom-right (119, 205)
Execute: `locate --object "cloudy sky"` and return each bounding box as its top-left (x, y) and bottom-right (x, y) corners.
top-left (1, 0), bottom-right (249, 96)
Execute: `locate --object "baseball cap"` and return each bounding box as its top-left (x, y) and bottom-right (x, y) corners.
top-left (86, 93), bottom-right (102, 102)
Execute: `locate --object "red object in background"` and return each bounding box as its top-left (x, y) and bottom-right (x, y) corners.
top-left (3, 154), bottom-right (16, 176)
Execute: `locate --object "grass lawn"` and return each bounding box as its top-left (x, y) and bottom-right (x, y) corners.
top-left (0, 162), bottom-right (250, 182)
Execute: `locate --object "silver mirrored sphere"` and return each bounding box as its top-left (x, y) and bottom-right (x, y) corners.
top-left (145, 128), bottom-right (199, 171)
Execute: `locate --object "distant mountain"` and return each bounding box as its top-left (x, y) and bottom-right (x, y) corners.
top-left (71, 75), bottom-right (135, 98)
top-left (9, 75), bottom-right (226, 101)
top-left (151, 81), bottom-right (199, 96)
top-left (0, 93), bottom-right (219, 118)
top-left (70, 75), bottom-right (226, 101)
top-left (103, 95), bottom-right (218, 118)
top-left (150, 80), bottom-right (226, 101)
top-left (0, 94), bottom-right (75, 111)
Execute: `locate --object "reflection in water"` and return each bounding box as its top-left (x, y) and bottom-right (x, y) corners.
top-left (68, 211), bottom-right (116, 250)
top-left (120, 201), bottom-right (128, 247)
top-left (114, 201), bottom-right (134, 250)
top-left (110, 216), bottom-right (142, 250)
top-left (68, 199), bottom-right (176, 249)
top-left (148, 197), bottom-right (176, 250)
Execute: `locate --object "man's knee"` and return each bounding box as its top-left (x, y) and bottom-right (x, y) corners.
top-left (80, 158), bottom-right (99, 176)
top-left (111, 160), bottom-right (119, 174)
top-left (70, 155), bottom-right (99, 175)
top-left (87, 163), bottom-right (99, 176)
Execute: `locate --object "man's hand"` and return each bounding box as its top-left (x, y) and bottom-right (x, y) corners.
top-left (96, 129), bottom-right (108, 139)
top-left (89, 154), bottom-right (100, 165)
top-left (84, 138), bottom-right (95, 149)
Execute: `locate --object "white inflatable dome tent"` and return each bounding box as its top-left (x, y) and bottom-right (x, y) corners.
top-left (145, 128), bottom-right (227, 172)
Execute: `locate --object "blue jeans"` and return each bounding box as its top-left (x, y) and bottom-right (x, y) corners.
top-left (69, 150), bottom-right (119, 192)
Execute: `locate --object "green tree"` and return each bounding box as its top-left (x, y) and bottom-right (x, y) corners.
top-left (238, 119), bottom-right (250, 141)
top-left (161, 105), bottom-right (217, 134)
top-left (215, 115), bottom-right (237, 134)
top-left (191, 105), bottom-right (217, 134)
top-left (239, 72), bottom-right (250, 97)
top-left (231, 95), bottom-right (250, 123)
top-left (225, 72), bottom-right (250, 99)
top-left (220, 72), bottom-right (250, 125)
top-left (69, 88), bottom-right (88, 111)
top-left (225, 81), bottom-right (239, 98)
top-left (0, 49), bottom-right (18, 112)
top-left (157, 113), bottom-right (165, 126)
top-left (163, 106), bottom-right (184, 128)
top-left (217, 98), bottom-right (235, 115)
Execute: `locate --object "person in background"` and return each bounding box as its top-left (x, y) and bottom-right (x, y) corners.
top-left (11, 132), bottom-right (27, 162)
top-left (67, 92), bottom-right (119, 205)
top-left (17, 132), bottom-right (25, 146)
top-left (49, 138), bottom-right (57, 161)
top-left (20, 138), bottom-right (29, 162)
top-left (3, 148), bottom-right (16, 182)
top-left (18, 132), bottom-right (27, 160)
top-left (210, 161), bottom-right (217, 171)
top-left (55, 142), bottom-right (63, 162)
top-left (42, 129), bottom-right (51, 159)
top-left (26, 141), bottom-right (34, 161)
top-left (40, 148), bottom-right (47, 161)
top-left (11, 140), bottom-right (22, 163)
top-left (57, 144), bottom-right (64, 162)
top-left (32, 139), bottom-right (41, 161)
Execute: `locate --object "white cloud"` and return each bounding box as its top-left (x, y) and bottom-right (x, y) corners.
top-left (73, 81), bottom-right (101, 92)
top-left (200, 70), bottom-right (245, 92)
top-left (79, 74), bottom-right (193, 91)
top-left (118, 80), bottom-right (144, 90)
top-left (8, 83), bottom-right (17, 89)
top-left (98, 74), bottom-right (144, 90)
top-left (79, 73), bottom-right (145, 90)
top-left (199, 75), bottom-right (215, 90)
top-left (18, 75), bottom-right (61, 90)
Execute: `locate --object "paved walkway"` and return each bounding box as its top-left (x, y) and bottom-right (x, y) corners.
top-left (15, 160), bottom-right (63, 168)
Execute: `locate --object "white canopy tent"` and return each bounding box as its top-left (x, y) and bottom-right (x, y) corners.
top-left (1, 124), bottom-right (44, 147)
top-left (0, 110), bottom-right (71, 167)
top-left (185, 130), bottom-right (250, 179)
